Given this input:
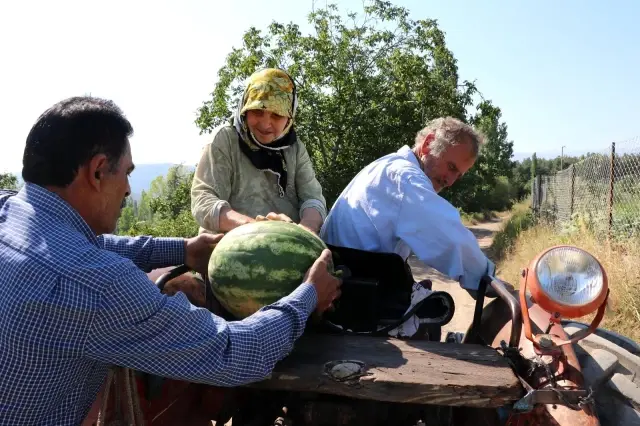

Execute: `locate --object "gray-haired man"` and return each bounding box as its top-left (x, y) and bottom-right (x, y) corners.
top-left (320, 117), bottom-right (498, 338)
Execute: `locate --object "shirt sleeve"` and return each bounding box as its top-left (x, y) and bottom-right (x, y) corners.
top-left (85, 263), bottom-right (318, 387)
top-left (191, 130), bottom-right (234, 233)
top-left (294, 141), bottom-right (327, 221)
top-left (395, 172), bottom-right (491, 290)
top-left (97, 235), bottom-right (185, 272)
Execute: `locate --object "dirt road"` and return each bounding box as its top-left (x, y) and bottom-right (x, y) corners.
top-left (407, 214), bottom-right (509, 339)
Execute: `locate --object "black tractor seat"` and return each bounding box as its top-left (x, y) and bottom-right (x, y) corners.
top-left (319, 244), bottom-right (455, 339)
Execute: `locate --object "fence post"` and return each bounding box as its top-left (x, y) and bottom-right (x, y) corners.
top-left (570, 165), bottom-right (575, 218)
top-left (530, 177), bottom-right (535, 212)
top-left (538, 175), bottom-right (544, 219)
top-left (540, 175), bottom-right (544, 214)
top-left (608, 142), bottom-right (616, 241)
top-left (534, 175), bottom-right (541, 217)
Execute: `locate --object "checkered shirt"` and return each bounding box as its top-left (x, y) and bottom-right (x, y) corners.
top-left (0, 183), bottom-right (317, 425)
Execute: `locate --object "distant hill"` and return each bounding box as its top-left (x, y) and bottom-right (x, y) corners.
top-left (129, 163), bottom-right (195, 200)
top-left (5, 163), bottom-right (193, 199)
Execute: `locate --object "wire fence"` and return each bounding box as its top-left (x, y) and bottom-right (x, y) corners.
top-left (531, 136), bottom-right (640, 240)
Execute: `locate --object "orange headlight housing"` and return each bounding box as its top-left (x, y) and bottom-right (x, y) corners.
top-left (519, 245), bottom-right (609, 351)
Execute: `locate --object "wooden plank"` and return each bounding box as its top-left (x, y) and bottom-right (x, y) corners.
top-left (248, 333), bottom-right (523, 408)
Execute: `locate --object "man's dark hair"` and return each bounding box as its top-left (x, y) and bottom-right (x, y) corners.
top-left (22, 96), bottom-right (134, 187)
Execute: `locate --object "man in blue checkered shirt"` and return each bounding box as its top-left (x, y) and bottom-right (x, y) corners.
top-left (0, 96), bottom-right (341, 425)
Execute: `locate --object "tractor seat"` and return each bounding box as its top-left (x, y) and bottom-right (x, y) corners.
top-left (322, 244), bottom-right (455, 335)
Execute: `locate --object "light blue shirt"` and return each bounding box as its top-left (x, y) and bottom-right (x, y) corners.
top-left (320, 145), bottom-right (493, 290)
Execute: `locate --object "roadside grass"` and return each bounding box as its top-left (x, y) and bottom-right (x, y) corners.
top-left (492, 208), bottom-right (640, 342)
top-left (460, 209), bottom-right (498, 226)
top-left (486, 200), bottom-right (534, 263)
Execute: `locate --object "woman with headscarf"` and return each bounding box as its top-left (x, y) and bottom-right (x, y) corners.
top-left (191, 68), bottom-right (327, 235)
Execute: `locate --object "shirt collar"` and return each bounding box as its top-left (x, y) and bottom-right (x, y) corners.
top-left (396, 145), bottom-right (437, 190)
top-left (16, 183), bottom-right (99, 246)
top-left (397, 145), bottom-right (422, 169)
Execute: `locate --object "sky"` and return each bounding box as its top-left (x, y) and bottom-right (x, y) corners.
top-left (1, 0), bottom-right (639, 174)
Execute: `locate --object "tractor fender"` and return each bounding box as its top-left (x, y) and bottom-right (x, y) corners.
top-left (563, 322), bottom-right (640, 426)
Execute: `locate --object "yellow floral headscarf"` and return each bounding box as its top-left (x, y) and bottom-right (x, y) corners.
top-left (233, 68), bottom-right (299, 198)
top-left (234, 68), bottom-right (298, 150)
top-left (240, 69), bottom-right (296, 133)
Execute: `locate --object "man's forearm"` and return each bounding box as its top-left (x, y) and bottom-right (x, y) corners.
top-left (86, 265), bottom-right (318, 387)
top-left (98, 235), bottom-right (185, 272)
top-left (400, 215), bottom-right (491, 291)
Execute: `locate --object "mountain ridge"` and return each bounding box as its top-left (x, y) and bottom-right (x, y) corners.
top-left (128, 163), bottom-right (195, 200)
top-left (6, 163), bottom-right (193, 201)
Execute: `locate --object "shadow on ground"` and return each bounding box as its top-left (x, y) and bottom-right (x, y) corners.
top-left (468, 227), bottom-right (496, 240)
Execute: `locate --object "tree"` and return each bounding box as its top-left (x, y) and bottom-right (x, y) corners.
top-left (137, 190), bottom-right (153, 222)
top-left (531, 153), bottom-right (537, 181)
top-left (116, 201), bottom-right (136, 234)
top-left (510, 157), bottom-right (533, 200)
top-left (0, 173), bottom-right (18, 190)
top-left (195, 0), bottom-right (515, 211)
top-left (471, 100), bottom-right (515, 180)
top-left (148, 165), bottom-right (194, 221)
top-left (117, 165), bottom-right (199, 238)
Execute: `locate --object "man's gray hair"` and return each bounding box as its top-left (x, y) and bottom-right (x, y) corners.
top-left (413, 117), bottom-right (484, 158)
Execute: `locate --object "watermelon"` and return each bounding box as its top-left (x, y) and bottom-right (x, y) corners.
top-left (207, 220), bottom-right (330, 319)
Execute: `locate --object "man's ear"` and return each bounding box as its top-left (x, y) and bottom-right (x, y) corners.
top-left (86, 154), bottom-right (109, 191)
top-left (420, 132), bottom-right (435, 156)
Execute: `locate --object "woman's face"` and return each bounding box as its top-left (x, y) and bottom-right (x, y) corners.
top-left (245, 109), bottom-right (289, 144)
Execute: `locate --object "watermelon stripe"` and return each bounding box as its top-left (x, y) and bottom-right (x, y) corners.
top-left (208, 221), bottom-right (329, 319)
top-left (221, 221), bottom-right (327, 253)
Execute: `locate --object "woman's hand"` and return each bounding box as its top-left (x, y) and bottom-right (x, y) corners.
top-left (297, 223), bottom-right (318, 235)
top-left (299, 208), bottom-right (323, 235)
top-left (255, 212), bottom-right (294, 223)
top-left (256, 211), bottom-right (322, 235)
top-left (219, 206), bottom-right (255, 233)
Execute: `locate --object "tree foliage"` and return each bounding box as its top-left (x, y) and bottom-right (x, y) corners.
top-left (116, 1), bottom-right (532, 238)
top-left (117, 166), bottom-right (198, 238)
top-left (195, 0), bottom-right (514, 212)
top-left (0, 173), bottom-right (18, 190)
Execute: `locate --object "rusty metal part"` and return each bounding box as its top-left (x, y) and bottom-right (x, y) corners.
top-left (323, 360), bottom-right (368, 383)
top-left (464, 276), bottom-right (521, 349)
top-left (490, 277), bottom-right (522, 348)
top-left (466, 275), bottom-right (490, 345)
top-left (513, 388), bottom-right (591, 413)
top-left (478, 291), bottom-right (600, 426)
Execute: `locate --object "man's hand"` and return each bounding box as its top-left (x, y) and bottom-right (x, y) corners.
top-left (184, 233), bottom-right (224, 276)
top-left (304, 249), bottom-right (342, 314)
top-left (483, 260), bottom-right (515, 297)
top-left (255, 212), bottom-right (294, 223)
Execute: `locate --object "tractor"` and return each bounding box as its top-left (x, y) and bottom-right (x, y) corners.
top-left (84, 243), bottom-right (640, 426)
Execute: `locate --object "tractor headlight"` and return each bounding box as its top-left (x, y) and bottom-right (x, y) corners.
top-left (536, 246), bottom-right (604, 308)
top-left (520, 245), bottom-right (610, 350)
top-left (526, 245), bottom-right (608, 318)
